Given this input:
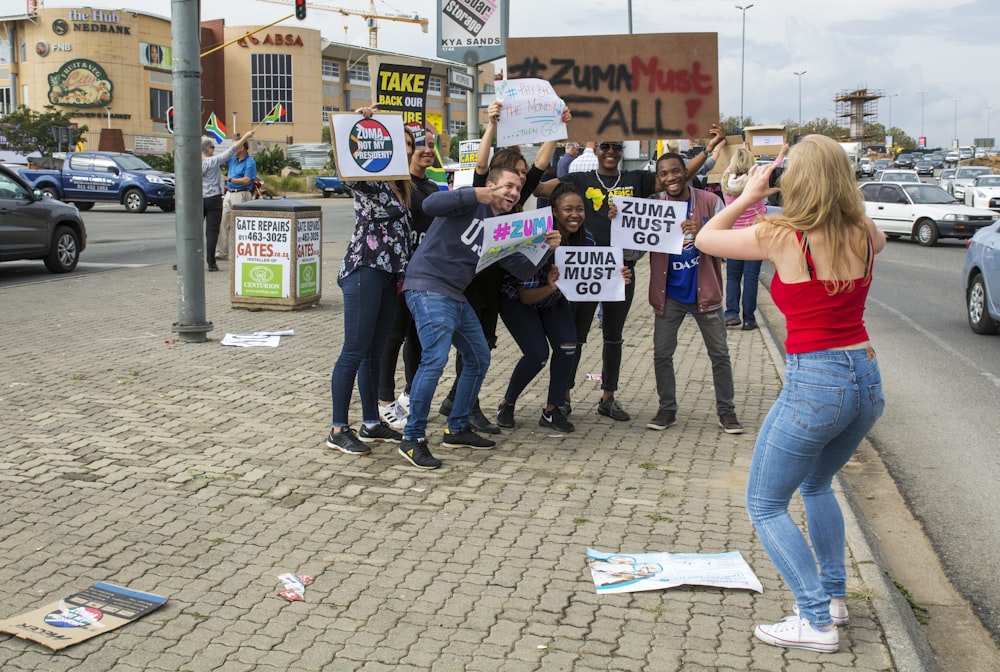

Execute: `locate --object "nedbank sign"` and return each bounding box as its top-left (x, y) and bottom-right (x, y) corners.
top-left (52, 9), bottom-right (132, 36)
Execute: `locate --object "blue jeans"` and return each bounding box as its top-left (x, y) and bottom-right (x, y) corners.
top-left (568, 260), bottom-right (637, 393)
top-left (404, 290), bottom-right (491, 440)
top-left (746, 348), bottom-right (885, 627)
top-left (652, 298), bottom-right (735, 415)
top-left (725, 258), bottom-right (762, 323)
top-left (499, 295), bottom-right (576, 408)
top-left (330, 267), bottom-right (398, 427)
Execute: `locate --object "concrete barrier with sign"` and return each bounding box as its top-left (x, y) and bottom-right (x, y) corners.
top-left (230, 200), bottom-right (322, 311)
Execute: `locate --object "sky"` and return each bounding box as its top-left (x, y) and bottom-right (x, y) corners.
top-left (38, 0), bottom-right (1000, 148)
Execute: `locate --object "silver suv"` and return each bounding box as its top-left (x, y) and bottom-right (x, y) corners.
top-left (951, 166), bottom-right (994, 199)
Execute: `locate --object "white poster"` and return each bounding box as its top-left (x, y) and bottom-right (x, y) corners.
top-left (234, 215), bottom-right (292, 298)
top-left (587, 548), bottom-right (763, 594)
top-left (493, 79), bottom-right (567, 148)
top-left (610, 196), bottom-right (685, 254)
top-left (476, 207), bottom-right (553, 273)
top-left (554, 246), bottom-right (626, 303)
top-left (329, 113), bottom-right (410, 181)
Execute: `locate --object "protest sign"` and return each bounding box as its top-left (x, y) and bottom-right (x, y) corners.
top-left (329, 113), bottom-right (410, 181)
top-left (493, 78), bottom-right (567, 147)
top-left (506, 33), bottom-right (719, 142)
top-left (477, 207), bottom-right (554, 273)
top-left (0, 582), bottom-right (167, 650)
top-left (554, 246), bottom-right (625, 302)
top-left (373, 61), bottom-right (431, 144)
top-left (587, 548), bottom-right (763, 594)
top-left (234, 215), bottom-right (292, 298)
top-left (459, 139), bottom-right (480, 168)
top-left (610, 196), bottom-right (685, 254)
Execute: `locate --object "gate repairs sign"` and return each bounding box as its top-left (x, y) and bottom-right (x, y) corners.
top-left (296, 216), bottom-right (321, 298)
top-left (234, 215), bottom-right (292, 298)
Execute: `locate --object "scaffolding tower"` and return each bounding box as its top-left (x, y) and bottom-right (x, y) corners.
top-left (835, 88), bottom-right (883, 144)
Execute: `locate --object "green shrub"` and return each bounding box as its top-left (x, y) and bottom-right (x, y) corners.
top-left (144, 153), bottom-right (175, 172)
top-left (253, 145), bottom-right (300, 174)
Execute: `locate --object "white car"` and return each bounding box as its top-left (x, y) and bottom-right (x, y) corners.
top-left (858, 157), bottom-right (875, 177)
top-left (872, 169), bottom-right (920, 183)
top-left (950, 166), bottom-right (994, 199)
top-left (860, 181), bottom-right (998, 246)
top-left (964, 174), bottom-right (1000, 212)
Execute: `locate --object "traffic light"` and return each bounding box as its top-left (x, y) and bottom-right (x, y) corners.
top-left (295, 0), bottom-right (306, 20)
top-left (165, 106), bottom-right (174, 134)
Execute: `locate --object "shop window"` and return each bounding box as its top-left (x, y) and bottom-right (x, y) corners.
top-left (149, 88), bottom-right (172, 121)
top-left (348, 64), bottom-right (370, 84)
top-left (0, 87), bottom-right (12, 115)
top-left (251, 54), bottom-right (294, 123)
top-left (322, 106), bottom-right (339, 123)
top-left (428, 76), bottom-right (441, 96)
top-left (322, 60), bottom-right (340, 81)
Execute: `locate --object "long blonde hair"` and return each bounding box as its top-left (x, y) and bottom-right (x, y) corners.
top-left (722, 147), bottom-right (755, 196)
top-left (757, 135), bottom-right (870, 293)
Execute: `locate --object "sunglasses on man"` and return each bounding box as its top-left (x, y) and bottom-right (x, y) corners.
top-left (599, 143), bottom-right (624, 152)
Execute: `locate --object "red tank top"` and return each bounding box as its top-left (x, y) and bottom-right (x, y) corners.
top-left (770, 231), bottom-right (874, 354)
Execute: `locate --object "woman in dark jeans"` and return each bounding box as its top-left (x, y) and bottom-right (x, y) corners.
top-left (326, 115), bottom-right (415, 456)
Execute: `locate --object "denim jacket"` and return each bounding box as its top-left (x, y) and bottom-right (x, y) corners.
top-left (648, 187), bottom-right (724, 316)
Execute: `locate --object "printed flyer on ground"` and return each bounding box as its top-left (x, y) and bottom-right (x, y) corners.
top-left (0, 582), bottom-right (167, 650)
top-left (234, 215), bottom-right (292, 298)
top-left (587, 548), bottom-right (763, 594)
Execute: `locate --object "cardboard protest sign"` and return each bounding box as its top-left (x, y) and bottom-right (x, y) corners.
top-left (329, 113), bottom-right (410, 181)
top-left (554, 246), bottom-right (626, 302)
top-left (477, 207), bottom-right (554, 273)
top-left (493, 79), bottom-right (567, 147)
top-left (507, 33), bottom-right (719, 142)
top-left (745, 125), bottom-right (787, 158)
top-left (610, 196), bottom-right (685, 254)
top-left (0, 582), bottom-right (167, 650)
top-left (706, 135), bottom-right (744, 185)
top-left (372, 60), bottom-right (432, 144)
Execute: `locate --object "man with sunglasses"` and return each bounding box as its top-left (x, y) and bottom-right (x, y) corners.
top-left (534, 127), bottom-right (724, 422)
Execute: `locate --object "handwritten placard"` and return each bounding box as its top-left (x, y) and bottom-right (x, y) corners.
top-left (610, 196), bottom-right (685, 254)
top-left (477, 207), bottom-right (554, 273)
top-left (506, 33), bottom-right (719, 142)
top-left (493, 78), bottom-right (567, 147)
top-left (329, 112), bottom-right (411, 181)
top-left (554, 246), bottom-right (626, 302)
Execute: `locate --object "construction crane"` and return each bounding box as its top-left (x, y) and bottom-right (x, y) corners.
top-left (258, 0), bottom-right (429, 49)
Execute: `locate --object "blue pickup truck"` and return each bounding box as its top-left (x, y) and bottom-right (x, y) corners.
top-left (315, 173), bottom-right (350, 198)
top-left (20, 152), bottom-right (175, 213)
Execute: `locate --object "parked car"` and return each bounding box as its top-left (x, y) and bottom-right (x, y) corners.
top-left (894, 153), bottom-right (916, 169)
top-left (18, 152), bottom-right (175, 213)
top-left (872, 170), bottom-right (921, 183)
top-left (961, 221), bottom-right (1000, 333)
top-left (963, 174), bottom-right (1000, 211)
top-left (314, 173), bottom-right (350, 198)
top-left (859, 181), bottom-right (998, 246)
top-left (858, 157), bottom-right (875, 177)
top-left (950, 166), bottom-right (994, 199)
top-left (914, 159), bottom-right (935, 176)
top-left (873, 158), bottom-right (894, 172)
top-left (0, 164), bottom-right (87, 273)
top-left (939, 168), bottom-right (957, 193)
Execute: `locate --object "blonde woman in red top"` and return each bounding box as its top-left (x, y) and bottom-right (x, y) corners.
top-left (696, 135), bottom-right (886, 654)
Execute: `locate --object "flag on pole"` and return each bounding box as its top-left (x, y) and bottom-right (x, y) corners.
top-left (204, 112), bottom-right (227, 144)
top-left (424, 123), bottom-right (448, 191)
top-left (262, 103), bottom-right (286, 125)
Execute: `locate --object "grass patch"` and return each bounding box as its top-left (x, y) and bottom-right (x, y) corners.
top-left (71, 373), bottom-right (86, 380)
top-left (893, 580), bottom-right (930, 624)
top-left (191, 472), bottom-right (245, 482)
top-left (638, 462), bottom-right (658, 471)
top-left (646, 514), bottom-right (674, 523)
top-left (573, 518), bottom-right (589, 525)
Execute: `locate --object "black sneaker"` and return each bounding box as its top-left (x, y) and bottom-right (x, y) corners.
top-left (398, 438), bottom-right (441, 469)
top-left (725, 316), bottom-right (741, 327)
top-left (358, 421), bottom-right (402, 444)
top-left (496, 400), bottom-right (516, 428)
top-left (326, 428), bottom-right (371, 456)
top-left (646, 409), bottom-right (677, 431)
top-left (539, 406), bottom-right (575, 433)
top-left (742, 321), bottom-right (758, 331)
top-left (597, 397), bottom-right (631, 421)
top-left (469, 404), bottom-right (501, 434)
top-left (438, 395), bottom-right (454, 417)
top-left (558, 400), bottom-right (573, 418)
top-left (719, 412), bottom-right (745, 434)
top-left (441, 427), bottom-right (496, 450)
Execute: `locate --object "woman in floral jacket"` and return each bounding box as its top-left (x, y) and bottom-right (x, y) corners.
top-left (327, 110), bottom-right (415, 456)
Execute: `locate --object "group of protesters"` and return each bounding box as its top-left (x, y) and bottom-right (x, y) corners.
top-left (325, 103), bottom-right (886, 655)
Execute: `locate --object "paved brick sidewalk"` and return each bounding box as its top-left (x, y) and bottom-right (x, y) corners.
top-left (0, 246), bottom-right (911, 670)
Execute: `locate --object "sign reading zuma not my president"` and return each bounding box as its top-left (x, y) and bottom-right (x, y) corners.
top-left (506, 33), bottom-right (719, 142)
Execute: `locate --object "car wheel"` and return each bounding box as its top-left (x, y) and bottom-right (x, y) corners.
top-left (322, 191), bottom-right (332, 198)
top-left (73, 201), bottom-right (95, 211)
top-left (967, 273), bottom-right (1000, 334)
top-left (915, 219), bottom-right (939, 246)
top-left (886, 233), bottom-right (902, 239)
top-left (40, 186), bottom-right (61, 201)
top-left (43, 225), bottom-right (81, 273)
top-left (124, 188), bottom-right (148, 213)
top-left (159, 202), bottom-right (176, 213)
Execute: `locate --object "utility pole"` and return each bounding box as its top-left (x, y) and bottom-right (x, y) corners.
top-left (736, 4), bottom-right (754, 129)
top-left (917, 90), bottom-right (928, 143)
top-left (793, 71), bottom-right (806, 135)
top-left (171, 0), bottom-right (212, 342)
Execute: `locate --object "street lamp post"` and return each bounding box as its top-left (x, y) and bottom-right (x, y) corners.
top-left (917, 90), bottom-right (928, 143)
top-left (793, 70), bottom-right (806, 135)
top-left (988, 105), bottom-right (993, 147)
top-left (952, 98), bottom-right (959, 146)
top-left (736, 4), bottom-right (754, 129)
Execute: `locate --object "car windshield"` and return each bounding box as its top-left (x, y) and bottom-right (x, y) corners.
top-left (956, 167), bottom-right (992, 179)
top-left (115, 155), bottom-right (155, 171)
top-left (976, 176), bottom-right (1000, 187)
top-left (941, 170), bottom-right (955, 179)
top-left (902, 184), bottom-right (958, 204)
top-left (884, 172), bottom-right (920, 182)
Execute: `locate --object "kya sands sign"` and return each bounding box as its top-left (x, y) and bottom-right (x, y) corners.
top-left (436, 0), bottom-right (508, 66)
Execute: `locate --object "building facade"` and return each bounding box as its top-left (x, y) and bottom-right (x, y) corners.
top-left (0, 5), bottom-right (487, 156)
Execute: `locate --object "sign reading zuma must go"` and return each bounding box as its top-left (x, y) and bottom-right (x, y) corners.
top-left (506, 33), bottom-right (719, 141)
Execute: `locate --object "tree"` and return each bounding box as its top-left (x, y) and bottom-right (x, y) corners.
top-left (0, 105), bottom-right (88, 155)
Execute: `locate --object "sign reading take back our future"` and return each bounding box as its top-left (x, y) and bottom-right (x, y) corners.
top-left (506, 33), bottom-right (719, 142)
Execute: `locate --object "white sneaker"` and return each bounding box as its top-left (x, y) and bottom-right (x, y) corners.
top-left (754, 614), bottom-right (839, 653)
top-left (794, 602), bottom-right (850, 626)
top-left (396, 391), bottom-right (410, 414)
top-left (378, 401), bottom-right (407, 430)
